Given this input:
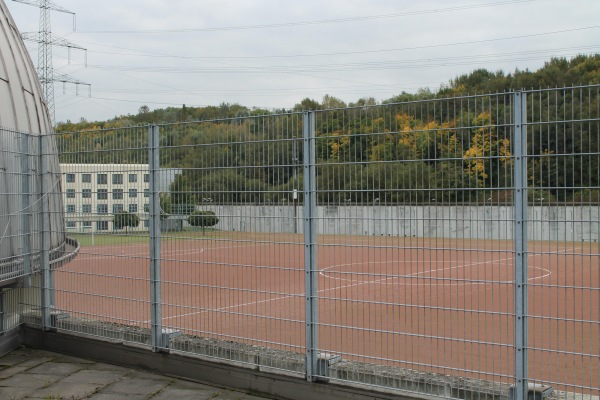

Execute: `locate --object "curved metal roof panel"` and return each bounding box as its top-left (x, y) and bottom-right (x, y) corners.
top-left (0, 0), bottom-right (71, 283)
top-left (0, 0), bottom-right (51, 133)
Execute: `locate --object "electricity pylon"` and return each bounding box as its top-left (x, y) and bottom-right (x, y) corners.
top-left (13, 0), bottom-right (90, 125)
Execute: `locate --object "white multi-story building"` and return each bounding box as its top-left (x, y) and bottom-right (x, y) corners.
top-left (60, 164), bottom-right (180, 233)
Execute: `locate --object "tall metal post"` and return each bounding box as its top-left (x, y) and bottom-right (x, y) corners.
top-left (303, 111), bottom-right (318, 381)
top-left (14, 0), bottom-right (87, 126)
top-left (38, 0), bottom-right (55, 124)
top-left (149, 125), bottom-right (163, 351)
top-left (20, 133), bottom-right (32, 286)
top-left (38, 134), bottom-right (52, 329)
top-left (513, 92), bottom-right (529, 400)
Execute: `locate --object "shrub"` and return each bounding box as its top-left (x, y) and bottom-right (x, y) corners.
top-left (113, 212), bottom-right (140, 232)
top-left (187, 211), bottom-right (219, 234)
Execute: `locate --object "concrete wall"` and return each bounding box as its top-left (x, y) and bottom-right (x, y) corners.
top-left (197, 205), bottom-right (599, 242)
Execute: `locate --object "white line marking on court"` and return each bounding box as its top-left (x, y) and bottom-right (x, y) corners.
top-left (319, 257), bottom-right (554, 286)
top-left (141, 247), bottom-right (578, 324)
top-left (155, 294), bottom-right (299, 323)
top-left (73, 242), bottom-right (267, 261)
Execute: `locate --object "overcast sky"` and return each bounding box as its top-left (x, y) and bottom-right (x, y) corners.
top-left (5, 0), bottom-right (600, 123)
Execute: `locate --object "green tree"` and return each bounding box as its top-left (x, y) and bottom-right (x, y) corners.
top-left (188, 211), bottom-right (219, 235)
top-left (321, 94), bottom-right (347, 109)
top-left (159, 193), bottom-right (172, 220)
top-left (170, 174), bottom-right (197, 215)
top-left (113, 212), bottom-right (140, 233)
top-left (293, 97), bottom-right (321, 111)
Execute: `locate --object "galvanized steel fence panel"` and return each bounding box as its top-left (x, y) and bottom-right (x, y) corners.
top-left (525, 86), bottom-right (600, 396)
top-left (0, 129), bottom-right (44, 334)
top-left (311, 94), bottom-right (518, 396)
top-left (49, 126), bottom-right (153, 344)
top-left (156, 115), bottom-right (307, 373)
top-left (12, 86), bottom-right (598, 399)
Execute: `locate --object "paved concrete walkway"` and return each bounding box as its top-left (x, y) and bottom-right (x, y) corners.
top-left (0, 347), bottom-right (272, 400)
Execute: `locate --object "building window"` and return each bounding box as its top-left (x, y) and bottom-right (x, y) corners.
top-left (129, 174), bottom-right (138, 183)
top-left (66, 189), bottom-right (76, 198)
top-left (96, 221), bottom-right (109, 231)
top-left (112, 174), bottom-right (123, 184)
top-left (82, 174), bottom-right (91, 183)
top-left (144, 188), bottom-right (150, 198)
top-left (82, 204), bottom-right (92, 213)
top-left (144, 219), bottom-right (150, 227)
top-left (82, 221), bottom-right (92, 228)
top-left (129, 188), bottom-right (138, 198)
top-left (144, 173), bottom-right (149, 183)
top-left (66, 204), bottom-right (75, 213)
top-left (113, 204), bottom-right (124, 214)
top-left (66, 221), bottom-right (76, 229)
top-left (97, 174), bottom-right (107, 184)
top-left (129, 204), bottom-right (138, 213)
top-left (144, 204), bottom-right (150, 213)
top-left (97, 189), bottom-right (108, 200)
top-left (82, 188), bottom-right (92, 198)
top-left (97, 204), bottom-right (108, 214)
top-left (66, 173), bottom-right (75, 183)
top-left (113, 189), bottom-right (123, 200)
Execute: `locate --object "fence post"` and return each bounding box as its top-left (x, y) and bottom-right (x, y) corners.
top-left (513, 91), bottom-right (529, 400)
top-left (303, 111), bottom-right (318, 381)
top-left (149, 125), bottom-right (164, 351)
top-left (20, 133), bottom-right (31, 286)
top-left (39, 134), bottom-right (52, 330)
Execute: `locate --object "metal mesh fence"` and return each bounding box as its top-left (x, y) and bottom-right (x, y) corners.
top-left (0, 129), bottom-right (43, 282)
top-left (157, 115), bottom-right (306, 372)
top-left (0, 128), bottom-right (62, 333)
top-left (7, 86), bottom-right (597, 399)
top-left (311, 95), bottom-right (517, 394)
top-left (50, 126), bottom-right (153, 344)
top-left (525, 87), bottom-right (599, 396)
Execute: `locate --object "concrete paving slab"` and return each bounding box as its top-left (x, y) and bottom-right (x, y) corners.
top-left (87, 393), bottom-right (148, 400)
top-left (161, 379), bottom-right (217, 391)
top-left (84, 362), bottom-right (132, 372)
top-left (0, 386), bottom-right (35, 400)
top-left (0, 348), bottom-right (274, 400)
top-left (150, 387), bottom-right (222, 400)
top-left (103, 376), bottom-right (172, 395)
top-left (149, 380), bottom-right (222, 400)
top-left (29, 381), bottom-right (104, 399)
top-left (26, 361), bottom-right (84, 376)
top-left (61, 369), bottom-right (127, 385)
top-left (0, 366), bottom-right (30, 379)
top-left (0, 372), bottom-right (62, 389)
top-left (124, 369), bottom-right (175, 381)
top-left (16, 356), bottom-right (53, 368)
top-left (217, 390), bottom-right (276, 400)
top-left (11, 348), bottom-right (57, 359)
top-left (0, 354), bottom-right (30, 367)
top-left (51, 354), bottom-right (96, 364)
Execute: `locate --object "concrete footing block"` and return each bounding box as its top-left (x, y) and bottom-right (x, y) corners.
top-left (509, 383), bottom-right (554, 400)
top-left (315, 352), bottom-right (342, 382)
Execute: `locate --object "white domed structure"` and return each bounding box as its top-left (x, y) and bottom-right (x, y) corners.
top-left (0, 0), bottom-right (72, 283)
top-left (0, 2), bottom-right (52, 132)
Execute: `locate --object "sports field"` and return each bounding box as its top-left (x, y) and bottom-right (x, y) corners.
top-left (54, 233), bottom-right (599, 392)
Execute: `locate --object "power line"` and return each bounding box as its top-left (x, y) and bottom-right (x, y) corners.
top-left (78, 49), bottom-right (600, 74)
top-left (13, 0), bottom-right (89, 125)
top-left (72, 25), bottom-right (600, 62)
top-left (77, 0), bottom-right (534, 34)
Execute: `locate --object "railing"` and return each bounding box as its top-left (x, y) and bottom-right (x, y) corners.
top-left (8, 86), bottom-right (599, 400)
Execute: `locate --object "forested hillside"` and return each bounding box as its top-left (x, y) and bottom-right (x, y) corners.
top-left (56, 55), bottom-right (599, 130)
top-left (56, 55), bottom-right (600, 205)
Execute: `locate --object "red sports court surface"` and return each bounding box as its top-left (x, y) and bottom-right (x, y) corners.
top-left (55, 234), bottom-right (599, 393)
